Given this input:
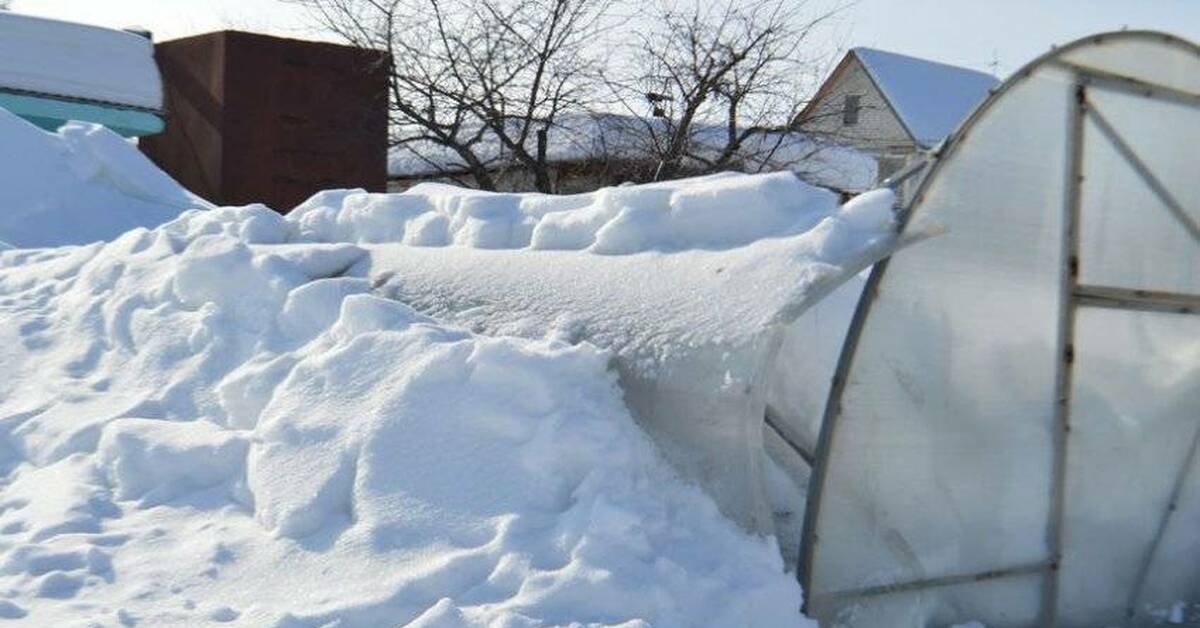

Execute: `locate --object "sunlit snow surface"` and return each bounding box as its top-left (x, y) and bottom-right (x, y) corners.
top-left (0, 112), bottom-right (913, 626)
top-left (0, 230), bottom-right (808, 626)
top-left (0, 108), bottom-right (207, 248)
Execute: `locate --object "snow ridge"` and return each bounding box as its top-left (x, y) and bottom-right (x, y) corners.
top-left (0, 207), bottom-right (809, 626)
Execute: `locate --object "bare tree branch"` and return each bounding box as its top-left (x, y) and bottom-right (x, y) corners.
top-left (289, 0), bottom-right (615, 192)
top-left (607, 0), bottom-right (845, 181)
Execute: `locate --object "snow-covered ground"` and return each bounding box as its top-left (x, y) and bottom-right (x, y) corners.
top-left (0, 110), bottom-right (908, 626)
top-left (0, 234), bottom-right (806, 625)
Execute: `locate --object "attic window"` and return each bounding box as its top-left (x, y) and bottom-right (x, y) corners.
top-left (843, 95), bottom-right (861, 125)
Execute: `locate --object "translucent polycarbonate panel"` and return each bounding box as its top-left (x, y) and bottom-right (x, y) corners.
top-left (806, 65), bottom-right (1069, 611)
top-left (1077, 88), bottom-right (1200, 294)
top-left (766, 275), bottom-right (865, 459)
top-left (807, 572), bottom-right (1044, 628)
top-left (1057, 308), bottom-right (1200, 627)
top-left (805, 32), bottom-right (1200, 628)
top-left (1134, 449), bottom-right (1200, 625)
top-left (1061, 34), bottom-right (1200, 95)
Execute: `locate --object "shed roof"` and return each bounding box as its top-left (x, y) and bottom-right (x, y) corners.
top-left (852, 47), bottom-right (998, 147)
top-left (0, 11), bottom-right (162, 111)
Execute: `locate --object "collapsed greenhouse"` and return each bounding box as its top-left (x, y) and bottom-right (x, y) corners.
top-left (359, 31), bottom-right (1199, 627)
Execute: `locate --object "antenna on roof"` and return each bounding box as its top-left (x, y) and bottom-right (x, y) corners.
top-left (124, 26), bottom-right (153, 40)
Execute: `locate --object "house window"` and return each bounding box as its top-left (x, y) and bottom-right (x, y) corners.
top-left (843, 94), bottom-right (861, 125)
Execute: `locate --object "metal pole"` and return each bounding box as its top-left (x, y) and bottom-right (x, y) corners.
top-left (1074, 285), bottom-right (1200, 314)
top-left (1043, 78), bottom-right (1088, 627)
top-left (810, 560), bottom-right (1051, 604)
top-left (1086, 104), bottom-right (1200, 243)
top-left (1048, 59), bottom-right (1200, 112)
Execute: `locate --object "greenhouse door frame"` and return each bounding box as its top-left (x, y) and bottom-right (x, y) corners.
top-left (1046, 66), bottom-right (1200, 624)
top-left (799, 38), bottom-right (1200, 626)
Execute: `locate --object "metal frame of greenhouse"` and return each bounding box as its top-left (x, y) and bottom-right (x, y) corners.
top-left (799, 31), bottom-right (1200, 627)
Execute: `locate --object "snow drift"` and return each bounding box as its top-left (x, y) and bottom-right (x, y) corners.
top-left (292, 171), bottom-right (842, 252)
top-left (0, 219), bottom-right (809, 626)
top-left (0, 107), bottom-right (206, 248)
top-left (284, 174), bottom-right (906, 546)
top-left (0, 104), bottom-right (913, 625)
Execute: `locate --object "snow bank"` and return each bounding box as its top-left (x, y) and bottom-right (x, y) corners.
top-left (362, 187), bottom-right (904, 538)
top-left (0, 11), bottom-right (162, 110)
top-left (0, 112), bottom-right (921, 623)
top-left (291, 171), bottom-right (845, 253)
top-left (99, 419), bottom-right (248, 505)
top-left (0, 108), bottom-right (207, 247)
top-left (0, 194), bottom-right (815, 625)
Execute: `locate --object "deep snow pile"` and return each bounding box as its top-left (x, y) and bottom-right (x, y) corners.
top-left (291, 171), bottom-right (853, 254)
top-left (0, 220), bottom-right (808, 626)
top-left (0, 100), bottom-right (910, 623)
top-left (0, 108), bottom-right (206, 248)
top-left (0, 162), bottom-right (917, 625)
top-left (358, 186), bottom-right (899, 540)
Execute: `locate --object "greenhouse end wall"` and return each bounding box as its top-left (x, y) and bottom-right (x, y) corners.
top-left (800, 31), bottom-right (1200, 628)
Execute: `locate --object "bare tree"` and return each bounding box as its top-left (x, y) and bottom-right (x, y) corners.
top-left (608, 0), bottom-right (841, 181)
top-left (291, 0), bottom-right (616, 192)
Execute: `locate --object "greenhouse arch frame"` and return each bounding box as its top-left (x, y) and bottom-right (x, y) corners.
top-left (798, 31), bottom-right (1200, 627)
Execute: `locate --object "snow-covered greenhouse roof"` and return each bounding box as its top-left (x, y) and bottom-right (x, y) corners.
top-left (800, 31), bottom-right (1200, 627)
top-left (852, 46), bottom-right (999, 147)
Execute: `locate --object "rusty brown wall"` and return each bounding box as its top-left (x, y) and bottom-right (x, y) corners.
top-left (139, 32), bottom-right (227, 202)
top-left (140, 31), bottom-right (390, 213)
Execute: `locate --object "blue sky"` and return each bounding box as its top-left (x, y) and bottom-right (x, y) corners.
top-left (835, 0), bottom-right (1200, 75)
top-left (12, 0), bottom-right (1200, 78)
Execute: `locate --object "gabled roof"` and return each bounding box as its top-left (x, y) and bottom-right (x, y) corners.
top-left (851, 47), bottom-right (999, 147)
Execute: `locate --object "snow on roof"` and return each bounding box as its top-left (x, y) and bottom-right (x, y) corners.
top-left (853, 47), bottom-right (998, 147)
top-left (0, 11), bottom-right (162, 110)
top-left (389, 112), bottom-right (878, 192)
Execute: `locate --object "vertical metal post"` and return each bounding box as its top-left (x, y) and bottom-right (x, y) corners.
top-left (1043, 78), bottom-right (1088, 627)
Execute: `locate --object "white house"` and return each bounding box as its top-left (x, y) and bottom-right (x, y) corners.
top-left (798, 47), bottom-right (999, 179)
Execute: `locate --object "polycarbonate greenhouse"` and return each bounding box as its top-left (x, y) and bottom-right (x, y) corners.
top-left (799, 31), bottom-right (1200, 627)
top-left (361, 30), bottom-right (1197, 628)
